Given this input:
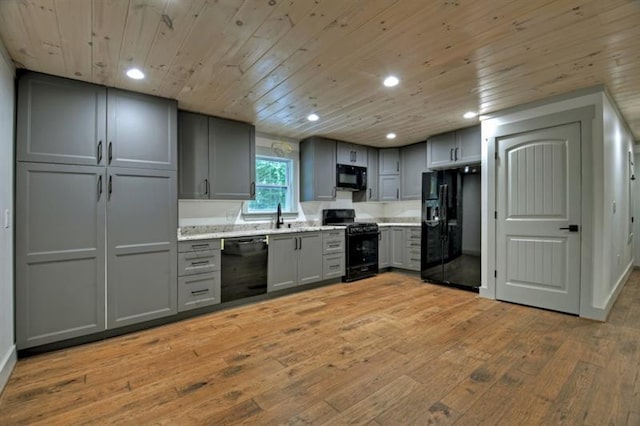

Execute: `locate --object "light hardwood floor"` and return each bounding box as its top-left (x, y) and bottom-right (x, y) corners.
top-left (1, 271), bottom-right (639, 425)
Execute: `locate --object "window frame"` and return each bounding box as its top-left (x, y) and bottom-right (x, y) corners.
top-left (242, 146), bottom-right (299, 218)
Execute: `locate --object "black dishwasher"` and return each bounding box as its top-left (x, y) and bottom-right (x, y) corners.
top-left (221, 236), bottom-right (268, 303)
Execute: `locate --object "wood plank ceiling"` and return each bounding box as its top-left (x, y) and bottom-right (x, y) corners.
top-left (0, 0), bottom-right (638, 147)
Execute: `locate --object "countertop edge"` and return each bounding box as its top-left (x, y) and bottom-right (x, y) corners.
top-left (178, 226), bottom-right (346, 241)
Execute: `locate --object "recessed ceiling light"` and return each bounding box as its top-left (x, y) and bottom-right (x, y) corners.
top-left (386, 132), bottom-right (396, 139)
top-left (463, 111), bottom-right (478, 119)
top-left (307, 113), bottom-right (319, 122)
top-left (126, 68), bottom-right (145, 80)
top-left (383, 75), bottom-right (399, 87)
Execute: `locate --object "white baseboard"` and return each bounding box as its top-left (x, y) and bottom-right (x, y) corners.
top-left (0, 344), bottom-right (16, 396)
top-left (582, 260), bottom-right (633, 321)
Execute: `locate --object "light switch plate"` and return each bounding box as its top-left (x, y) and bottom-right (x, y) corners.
top-left (3, 209), bottom-right (9, 229)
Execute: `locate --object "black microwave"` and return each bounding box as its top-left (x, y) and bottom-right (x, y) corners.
top-left (336, 164), bottom-right (367, 191)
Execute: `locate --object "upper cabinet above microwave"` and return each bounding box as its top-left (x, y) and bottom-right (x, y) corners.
top-left (336, 142), bottom-right (368, 167)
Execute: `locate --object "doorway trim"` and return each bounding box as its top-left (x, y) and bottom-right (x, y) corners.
top-left (485, 106), bottom-right (595, 316)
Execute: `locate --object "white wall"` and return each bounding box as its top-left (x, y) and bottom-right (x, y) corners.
top-left (481, 87), bottom-right (635, 320)
top-left (0, 38), bottom-right (16, 394)
top-left (462, 173), bottom-right (481, 255)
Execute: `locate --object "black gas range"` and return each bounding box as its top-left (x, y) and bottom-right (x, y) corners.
top-left (322, 209), bottom-right (379, 282)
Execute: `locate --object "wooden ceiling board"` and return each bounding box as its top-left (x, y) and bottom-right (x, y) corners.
top-left (0, 0), bottom-right (639, 145)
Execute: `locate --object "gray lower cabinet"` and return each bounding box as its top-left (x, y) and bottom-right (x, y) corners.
top-left (401, 142), bottom-right (428, 200)
top-left (177, 239), bottom-right (221, 312)
top-left (300, 137), bottom-right (336, 201)
top-left (208, 116), bottom-right (256, 200)
top-left (405, 227), bottom-right (421, 271)
top-left (380, 175), bottom-right (401, 201)
top-left (16, 162), bottom-right (106, 349)
top-left (379, 228), bottom-right (390, 268)
top-left (178, 112), bottom-right (256, 200)
top-left (17, 72), bottom-right (107, 166)
top-left (107, 89), bottom-right (178, 170)
top-left (322, 230), bottom-right (345, 280)
top-left (267, 232), bottom-right (323, 291)
top-left (390, 227), bottom-right (406, 268)
top-left (106, 168), bottom-right (177, 329)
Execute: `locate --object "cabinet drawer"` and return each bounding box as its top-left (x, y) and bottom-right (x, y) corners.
top-left (323, 231), bottom-right (345, 254)
top-left (178, 272), bottom-right (220, 312)
top-left (406, 247), bottom-right (421, 271)
top-left (178, 250), bottom-right (220, 275)
top-left (178, 239), bottom-right (221, 253)
top-left (407, 227), bottom-right (421, 240)
top-left (323, 253), bottom-right (345, 280)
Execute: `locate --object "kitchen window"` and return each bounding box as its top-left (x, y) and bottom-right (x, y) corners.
top-left (245, 148), bottom-right (298, 214)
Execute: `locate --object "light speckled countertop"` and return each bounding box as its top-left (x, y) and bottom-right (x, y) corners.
top-left (378, 223), bottom-right (421, 227)
top-left (178, 226), bottom-right (346, 241)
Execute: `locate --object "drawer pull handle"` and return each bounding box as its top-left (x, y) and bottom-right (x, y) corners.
top-left (329, 244), bottom-right (340, 248)
top-left (191, 289), bottom-right (209, 296)
top-left (329, 264), bottom-right (340, 269)
top-left (191, 244), bottom-right (209, 249)
top-left (191, 261), bottom-right (210, 266)
top-left (411, 258), bottom-right (420, 261)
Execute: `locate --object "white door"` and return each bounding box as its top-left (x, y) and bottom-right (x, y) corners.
top-left (496, 122), bottom-right (581, 314)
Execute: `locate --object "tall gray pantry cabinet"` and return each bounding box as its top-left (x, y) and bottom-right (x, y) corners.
top-left (15, 72), bottom-right (178, 349)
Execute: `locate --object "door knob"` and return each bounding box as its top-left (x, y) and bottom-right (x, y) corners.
top-left (559, 225), bottom-right (579, 232)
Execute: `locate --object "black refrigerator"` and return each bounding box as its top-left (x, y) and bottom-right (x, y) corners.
top-left (421, 168), bottom-right (481, 290)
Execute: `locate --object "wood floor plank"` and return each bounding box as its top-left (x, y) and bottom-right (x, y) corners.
top-left (1, 271), bottom-right (640, 424)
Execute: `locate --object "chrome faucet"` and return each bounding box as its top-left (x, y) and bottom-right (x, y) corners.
top-left (276, 203), bottom-right (284, 229)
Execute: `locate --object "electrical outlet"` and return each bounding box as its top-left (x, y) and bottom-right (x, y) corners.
top-left (3, 209), bottom-right (9, 229)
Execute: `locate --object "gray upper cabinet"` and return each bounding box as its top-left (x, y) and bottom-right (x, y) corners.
top-left (178, 111), bottom-right (209, 199)
top-left (106, 167), bottom-right (177, 329)
top-left (17, 72), bottom-right (106, 166)
top-left (428, 125), bottom-right (481, 169)
top-left (300, 137), bottom-right (336, 201)
top-left (401, 142), bottom-right (427, 200)
top-left (355, 147), bottom-right (379, 202)
top-left (178, 113), bottom-right (256, 200)
top-left (336, 142), bottom-right (367, 167)
top-left (456, 125), bottom-right (482, 164)
top-left (379, 175), bottom-right (400, 201)
top-left (15, 162), bottom-right (106, 349)
top-left (379, 148), bottom-right (400, 175)
top-left (208, 117), bottom-right (256, 200)
top-left (107, 89), bottom-right (177, 171)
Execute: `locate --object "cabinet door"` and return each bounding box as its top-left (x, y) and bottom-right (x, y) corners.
top-left (352, 144), bottom-right (368, 167)
top-left (298, 232), bottom-right (323, 285)
top-left (336, 142), bottom-right (354, 165)
top-left (456, 125), bottom-right (481, 164)
top-left (267, 235), bottom-right (297, 291)
top-left (379, 175), bottom-right (400, 201)
top-left (401, 142), bottom-right (427, 200)
top-left (208, 117), bottom-right (256, 200)
top-left (107, 168), bottom-right (177, 329)
top-left (390, 228), bottom-right (406, 268)
top-left (379, 228), bottom-right (390, 268)
top-left (16, 163), bottom-right (106, 349)
top-left (300, 137), bottom-right (336, 201)
top-left (17, 72), bottom-right (106, 166)
top-left (366, 148), bottom-right (379, 201)
top-left (178, 111), bottom-right (209, 199)
top-left (107, 89), bottom-right (177, 170)
top-left (428, 133), bottom-right (456, 168)
top-left (379, 148), bottom-right (400, 175)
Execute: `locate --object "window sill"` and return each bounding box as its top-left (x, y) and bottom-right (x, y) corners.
top-left (241, 211), bottom-right (299, 221)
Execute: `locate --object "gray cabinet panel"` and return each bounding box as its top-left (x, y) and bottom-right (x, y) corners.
top-left (401, 142), bottom-right (427, 200)
top-left (428, 132), bottom-right (457, 168)
top-left (107, 89), bottom-right (177, 170)
top-left (178, 111), bottom-right (209, 198)
top-left (178, 272), bottom-right (220, 312)
top-left (367, 148), bottom-right (379, 201)
top-left (336, 142), bottom-right (367, 167)
top-left (107, 168), bottom-right (177, 328)
top-left (298, 232), bottom-right (323, 286)
top-left (456, 125), bottom-right (481, 164)
top-left (300, 137), bottom-right (336, 201)
top-left (379, 175), bottom-right (400, 201)
top-left (379, 148), bottom-right (400, 175)
top-left (267, 234), bottom-right (297, 291)
top-left (17, 72), bottom-right (106, 166)
top-left (178, 250), bottom-right (220, 276)
top-left (208, 117), bottom-right (255, 200)
top-left (379, 228), bottom-right (390, 268)
top-left (323, 253), bottom-right (345, 280)
top-left (16, 163), bottom-right (106, 349)
top-left (391, 228), bottom-right (406, 268)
